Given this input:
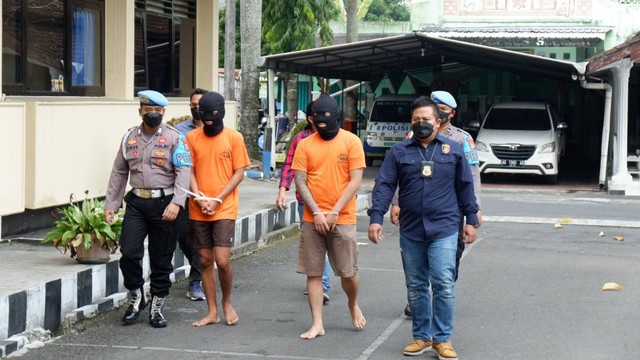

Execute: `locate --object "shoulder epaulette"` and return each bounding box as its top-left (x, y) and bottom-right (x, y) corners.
top-left (456, 127), bottom-right (472, 138)
top-left (164, 124), bottom-right (181, 134)
top-left (120, 127), bottom-right (137, 159)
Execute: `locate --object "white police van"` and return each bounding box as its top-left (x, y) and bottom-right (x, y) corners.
top-left (363, 95), bottom-right (415, 166)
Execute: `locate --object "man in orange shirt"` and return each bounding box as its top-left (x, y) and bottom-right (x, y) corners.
top-left (186, 91), bottom-right (250, 326)
top-left (292, 94), bottom-right (367, 339)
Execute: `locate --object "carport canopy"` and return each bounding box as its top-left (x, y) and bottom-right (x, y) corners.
top-left (259, 32), bottom-right (586, 83)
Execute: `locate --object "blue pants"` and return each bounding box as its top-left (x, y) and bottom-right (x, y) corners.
top-left (400, 232), bottom-right (457, 343)
top-left (176, 200), bottom-right (201, 282)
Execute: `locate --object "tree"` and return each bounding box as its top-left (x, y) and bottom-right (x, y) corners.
top-left (218, 1), bottom-right (241, 69)
top-left (224, 0), bottom-right (237, 101)
top-left (334, 0), bottom-right (374, 21)
top-left (239, 0), bottom-right (263, 159)
top-left (344, 0), bottom-right (359, 122)
top-left (345, 0), bottom-right (358, 42)
top-left (362, 0), bottom-right (410, 22)
top-left (356, 0), bottom-right (374, 20)
top-left (262, 0), bottom-right (339, 123)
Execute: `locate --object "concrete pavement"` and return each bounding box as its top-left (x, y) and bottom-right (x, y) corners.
top-left (2, 168), bottom-right (639, 358)
top-left (6, 213), bottom-right (640, 360)
top-left (0, 176), bottom-right (375, 357)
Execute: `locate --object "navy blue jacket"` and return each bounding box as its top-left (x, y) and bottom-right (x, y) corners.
top-left (368, 134), bottom-right (479, 242)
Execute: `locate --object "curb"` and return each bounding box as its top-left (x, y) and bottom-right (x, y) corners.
top-left (58, 223), bottom-right (300, 336)
top-left (1, 195), bottom-right (371, 357)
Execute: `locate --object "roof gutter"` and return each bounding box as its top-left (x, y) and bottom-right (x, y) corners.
top-left (580, 78), bottom-right (612, 190)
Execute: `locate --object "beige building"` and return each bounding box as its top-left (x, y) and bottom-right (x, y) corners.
top-left (0, 0), bottom-right (234, 237)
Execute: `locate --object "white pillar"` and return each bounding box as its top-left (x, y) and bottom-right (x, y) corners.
top-left (609, 58), bottom-right (634, 187)
top-left (105, 0), bottom-right (135, 100)
top-left (195, 0), bottom-right (219, 92)
top-left (268, 69), bottom-right (276, 171)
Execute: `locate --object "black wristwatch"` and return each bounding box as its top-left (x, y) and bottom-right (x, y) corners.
top-left (469, 223), bottom-right (479, 229)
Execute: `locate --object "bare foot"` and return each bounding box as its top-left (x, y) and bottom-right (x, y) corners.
top-left (299, 324), bottom-right (325, 340)
top-left (223, 303), bottom-right (239, 325)
top-left (192, 314), bottom-right (220, 327)
top-left (350, 304), bottom-right (366, 329)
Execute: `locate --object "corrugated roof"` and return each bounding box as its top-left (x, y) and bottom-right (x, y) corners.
top-left (260, 32), bottom-right (585, 82)
top-left (587, 33), bottom-right (640, 74)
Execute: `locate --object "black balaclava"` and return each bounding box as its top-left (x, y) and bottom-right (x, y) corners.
top-left (202, 110), bottom-right (225, 136)
top-left (312, 94), bottom-right (341, 141)
top-left (198, 92), bottom-right (226, 137)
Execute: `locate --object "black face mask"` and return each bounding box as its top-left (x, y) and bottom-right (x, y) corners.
top-left (315, 119), bottom-right (340, 141)
top-left (439, 111), bottom-right (451, 124)
top-left (190, 107), bottom-right (201, 121)
top-left (142, 112), bottom-right (162, 128)
top-left (412, 121), bottom-right (434, 140)
top-left (201, 110), bottom-right (225, 137)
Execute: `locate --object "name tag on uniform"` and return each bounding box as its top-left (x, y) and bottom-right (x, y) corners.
top-left (421, 161), bottom-right (434, 178)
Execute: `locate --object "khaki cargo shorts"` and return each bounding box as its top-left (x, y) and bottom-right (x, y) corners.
top-left (297, 222), bottom-right (358, 278)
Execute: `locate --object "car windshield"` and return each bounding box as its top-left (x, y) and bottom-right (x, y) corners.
top-left (483, 108), bottom-right (551, 131)
top-left (370, 101), bottom-right (413, 123)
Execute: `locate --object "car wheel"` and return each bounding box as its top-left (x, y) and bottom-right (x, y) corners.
top-left (546, 174), bottom-right (558, 185)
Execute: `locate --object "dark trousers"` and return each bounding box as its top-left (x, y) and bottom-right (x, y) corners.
top-left (176, 200), bottom-right (201, 282)
top-left (455, 221), bottom-right (465, 282)
top-left (454, 208), bottom-right (469, 282)
top-left (119, 192), bottom-right (178, 297)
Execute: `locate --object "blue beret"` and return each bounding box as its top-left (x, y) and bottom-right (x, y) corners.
top-left (431, 91), bottom-right (457, 109)
top-left (138, 90), bottom-right (168, 107)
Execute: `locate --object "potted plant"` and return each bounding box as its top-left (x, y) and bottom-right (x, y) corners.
top-left (42, 191), bottom-right (123, 264)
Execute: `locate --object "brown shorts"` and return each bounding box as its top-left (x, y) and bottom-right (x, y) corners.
top-left (188, 219), bottom-right (235, 249)
top-left (297, 222), bottom-right (358, 278)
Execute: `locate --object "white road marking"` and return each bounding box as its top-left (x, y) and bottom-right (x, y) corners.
top-left (357, 316), bottom-right (405, 360)
top-left (484, 216), bottom-right (640, 228)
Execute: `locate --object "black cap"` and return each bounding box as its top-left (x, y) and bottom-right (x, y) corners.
top-left (198, 91), bottom-right (225, 113)
top-left (311, 94), bottom-right (339, 122)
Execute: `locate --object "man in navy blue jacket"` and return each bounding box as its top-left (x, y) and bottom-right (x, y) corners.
top-left (368, 96), bottom-right (479, 359)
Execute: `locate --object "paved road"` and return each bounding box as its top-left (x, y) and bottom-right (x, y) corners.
top-left (9, 188), bottom-right (640, 360)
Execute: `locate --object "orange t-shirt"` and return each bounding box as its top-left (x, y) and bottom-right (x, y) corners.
top-left (291, 129), bottom-right (366, 224)
top-left (186, 127), bottom-right (250, 221)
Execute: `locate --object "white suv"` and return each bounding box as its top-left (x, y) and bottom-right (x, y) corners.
top-left (475, 102), bottom-right (567, 183)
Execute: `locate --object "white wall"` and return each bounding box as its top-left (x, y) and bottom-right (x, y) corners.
top-left (24, 99), bottom-right (138, 208)
top-left (0, 103), bottom-right (26, 215)
top-left (594, 0), bottom-right (640, 48)
top-left (0, 98), bottom-right (237, 214)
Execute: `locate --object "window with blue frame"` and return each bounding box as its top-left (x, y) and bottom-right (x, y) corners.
top-left (2, 0), bottom-right (104, 95)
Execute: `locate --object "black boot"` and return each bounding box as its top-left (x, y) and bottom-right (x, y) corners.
top-left (123, 288), bottom-right (146, 324)
top-left (404, 304), bottom-right (412, 318)
top-left (149, 295), bottom-right (168, 328)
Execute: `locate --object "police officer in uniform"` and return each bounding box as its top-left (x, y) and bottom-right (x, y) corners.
top-left (430, 91), bottom-right (482, 276)
top-left (104, 90), bottom-right (192, 328)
